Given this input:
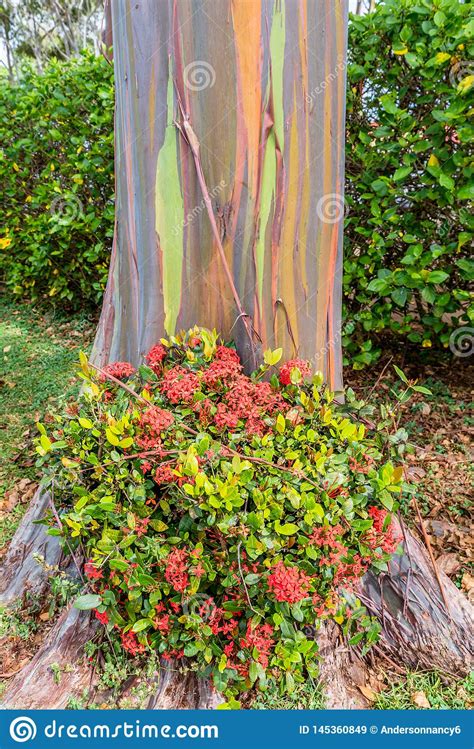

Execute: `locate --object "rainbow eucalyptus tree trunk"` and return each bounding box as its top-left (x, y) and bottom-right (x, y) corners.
top-left (93, 0), bottom-right (347, 390)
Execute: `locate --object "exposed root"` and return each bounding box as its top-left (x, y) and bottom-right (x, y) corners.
top-left (358, 519), bottom-right (473, 676)
top-left (316, 621), bottom-right (368, 709)
top-left (1, 606), bottom-right (97, 709)
top-left (0, 487), bottom-right (62, 606)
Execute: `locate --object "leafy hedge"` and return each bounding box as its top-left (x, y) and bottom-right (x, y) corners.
top-left (0, 51), bottom-right (114, 306)
top-left (1, 1), bottom-right (473, 357)
top-left (344, 0), bottom-right (474, 365)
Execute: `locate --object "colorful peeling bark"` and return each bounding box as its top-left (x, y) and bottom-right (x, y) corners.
top-left (93, 0), bottom-right (348, 391)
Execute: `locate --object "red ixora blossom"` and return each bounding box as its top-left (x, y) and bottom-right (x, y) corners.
top-left (154, 463), bottom-right (176, 485)
top-left (366, 506), bottom-right (401, 554)
top-left (214, 403), bottom-right (239, 431)
top-left (164, 548), bottom-right (189, 592)
top-left (308, 524), bottom-right (345, 548)
top-left (84, 560), bottom-right (103, 580)
top-left (240, 621), bottom-right (274, 668)
top-left (154, 613), bottom-right (171, 634)
top-left (267, 561), bottom-right (312, 604)
top-left (136, 406), bottom-right (174, 449)
top-left (121, 631), bottom-right (146, 656)
top-left (278, 358), bottom-right (312, 386)
top-left (99, 361), bottom-right (136, 382)
top-left (146, 343), bottom-right (168, 372)
top-left (94, 609), bottom-right (109, 625)
top-left (161, 366), bottom-right (200, 405)
top-left (201, 345), bottom-right (242, 388)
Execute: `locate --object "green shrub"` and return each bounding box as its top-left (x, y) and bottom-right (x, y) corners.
top-left (0, 51), bottom-right (114, 307)
top-left (35, 328), bottom-right (415, 701)
top-left (344, 0), bottom-right (473, 366)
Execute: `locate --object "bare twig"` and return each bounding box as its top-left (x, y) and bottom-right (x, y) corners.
top-left (236, 542), bottom-right (259, 616)
top-left (412, 495), bottom-right (452, 622)
top-left (173, 85), bottom-right (258, 369)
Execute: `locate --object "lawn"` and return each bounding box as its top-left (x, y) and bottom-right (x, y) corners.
top-left (0, 297), bottom-right (95, 551)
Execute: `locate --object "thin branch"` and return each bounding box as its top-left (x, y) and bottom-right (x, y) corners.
top-left (173, 85), bottom-right (258, 369)
top-left (412, 495), bottom-right (452, 622)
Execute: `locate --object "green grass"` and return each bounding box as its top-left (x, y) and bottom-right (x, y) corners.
top-left (0, 296), bottom-right (94, 545)
top-left (373, 671), bottom-right (473, 710)
top-left (251, 680), bottom-right (325, 709)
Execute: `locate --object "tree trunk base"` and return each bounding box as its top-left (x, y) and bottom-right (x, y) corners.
top-left (0, 487), bottom-right (62, 606)
top-left (358, 518), bottom-right (473, 676)
top-left (1, 607), bottom-right (97, 709)
top-left (315, 621), bottom-right (368, 708)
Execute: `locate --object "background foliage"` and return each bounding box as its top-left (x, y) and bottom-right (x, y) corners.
top-left (0, 0), bottom-right (472, 358)
top-left (344, 0), bottom-right (473, 364)
top-left (0, 50), bottom-right (114, 306)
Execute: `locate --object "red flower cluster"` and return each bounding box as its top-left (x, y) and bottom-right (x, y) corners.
top-left (333, 555), bottom-right (368, 589)
top-left (164, 548), bottom-right (189, 592)
top-left (240, 621), bottom-right (274, 668)
top-left (136, 406), bottom-right (174, 449)
top-left (221, 621), bottom-right (274, 679)
top-left (135, 517), bottom-right (149, 537)
top-left (366, 507), bottom-right (400, 554)
top-left (214, 403), bottom-right (239, 431)
top-left (94, 609), bottom-right (109, 625)
top-left (201, 346), bottom-right (242, 388)
top-left (121, 631), bottom-right (146, 656)
top-left (84, 560), bottom-right (103, 580)
top-left (267, 561), bottom-right (312, 603)
top-left (223, 375), bottom-right (285, 437)
top-left (154, 613), bottom-right (171, 634)
top-left (146, 343), bottom-right (167, 372)
top-left (100, 361), bottom-right (136, 382)
top-left (161, 366), bottom-right (200, 405)
top-left (278, 358), bottom-right (312, 386)
top-left (154, 463), bottom-right (176, 485)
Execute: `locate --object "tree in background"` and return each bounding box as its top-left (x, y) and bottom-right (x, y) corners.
top-left (0, 0), bottom-right (102, 78)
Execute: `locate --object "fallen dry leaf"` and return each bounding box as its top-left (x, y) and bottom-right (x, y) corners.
top-left (412, 691), bottom-right (431, 708)
top-left (436, 552), bottom-right (461, 577)
top-left (461, 572), bottom-right (474, 604)
top-left (358, 685), bottom-right (378, 702)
